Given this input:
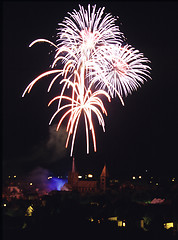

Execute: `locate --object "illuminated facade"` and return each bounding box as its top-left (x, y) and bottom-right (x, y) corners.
top-left (68, 157), bottom-right (108, 193)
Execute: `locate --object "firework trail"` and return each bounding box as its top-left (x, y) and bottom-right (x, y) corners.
top-left (22, 4), bottom-right (151, 156)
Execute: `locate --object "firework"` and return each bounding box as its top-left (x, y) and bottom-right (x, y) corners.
top-left (48, 76), bottom-right (111, 156)
top-left (87, 44), bottom-right (151, 99)
top-left (22, 4), bottom-right (151, 156)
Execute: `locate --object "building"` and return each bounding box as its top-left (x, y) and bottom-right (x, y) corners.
top-left (2, 185), bottom-right (24, 201)
top-left (100, 164), bottom-right (109, 192)
top-left (67, 157), bottom-right (108, 193)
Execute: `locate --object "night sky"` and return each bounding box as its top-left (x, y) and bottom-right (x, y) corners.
top-left (3, 1), bottom-right (178, 179)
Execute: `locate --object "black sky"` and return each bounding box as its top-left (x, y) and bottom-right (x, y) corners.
top-left (2, 1), bottom-right (178, 178)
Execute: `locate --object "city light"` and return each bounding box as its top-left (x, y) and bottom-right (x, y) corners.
top-left (164, 222), bottom-right (174, 229)
top-left (88, 174), bottom-right (93, 178)
top-left (108, 216), bottom-right (117, 221)
top-left (89, 217), bottom-right (94, 222)
top-left (118, 220), bottom-right (126, 227)
top-left (25, 205), bottom-right (34, 217)
top-left (2, 167), bottom-right (178, 237)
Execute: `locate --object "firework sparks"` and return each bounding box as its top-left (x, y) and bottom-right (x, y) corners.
top-left (88, 44), bottom-right (151, 99)
top-left (22, 4), bottom-right (151, 156)
top-left (48, 76), bottom-right (111, 156)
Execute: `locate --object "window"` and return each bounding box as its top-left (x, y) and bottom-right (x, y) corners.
top-left (164, 222), bottom-right (174, 229)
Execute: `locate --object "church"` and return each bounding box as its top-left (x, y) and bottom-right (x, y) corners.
top-left (67, 157), bottom-right (108, 193)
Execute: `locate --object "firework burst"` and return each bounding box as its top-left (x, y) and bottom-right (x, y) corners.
top-left (87, 44), bottom-right (151, 99)
top-left (22, 4), bottom-right (151, 156)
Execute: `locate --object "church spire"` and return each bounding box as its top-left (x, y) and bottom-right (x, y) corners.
top-left (72, 156), bottom-right (75, 172)
top-left (100, 164), bottom-right (108, 177)
top-left (100, 163), bottom-right (108, 192)
top-left (68, 156), bottom-right (78, 188)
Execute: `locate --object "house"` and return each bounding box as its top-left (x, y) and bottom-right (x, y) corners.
top-left (7, 186), bottom-right (23, 199)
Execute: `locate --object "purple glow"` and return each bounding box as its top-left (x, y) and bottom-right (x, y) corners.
top-left (48, 177), bottom-right (67, 191)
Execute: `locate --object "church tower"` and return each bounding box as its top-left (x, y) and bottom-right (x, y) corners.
top-left (68, 157), bottom-right (78, 188)
top-left (100, 164), bottom-right (108, 192)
